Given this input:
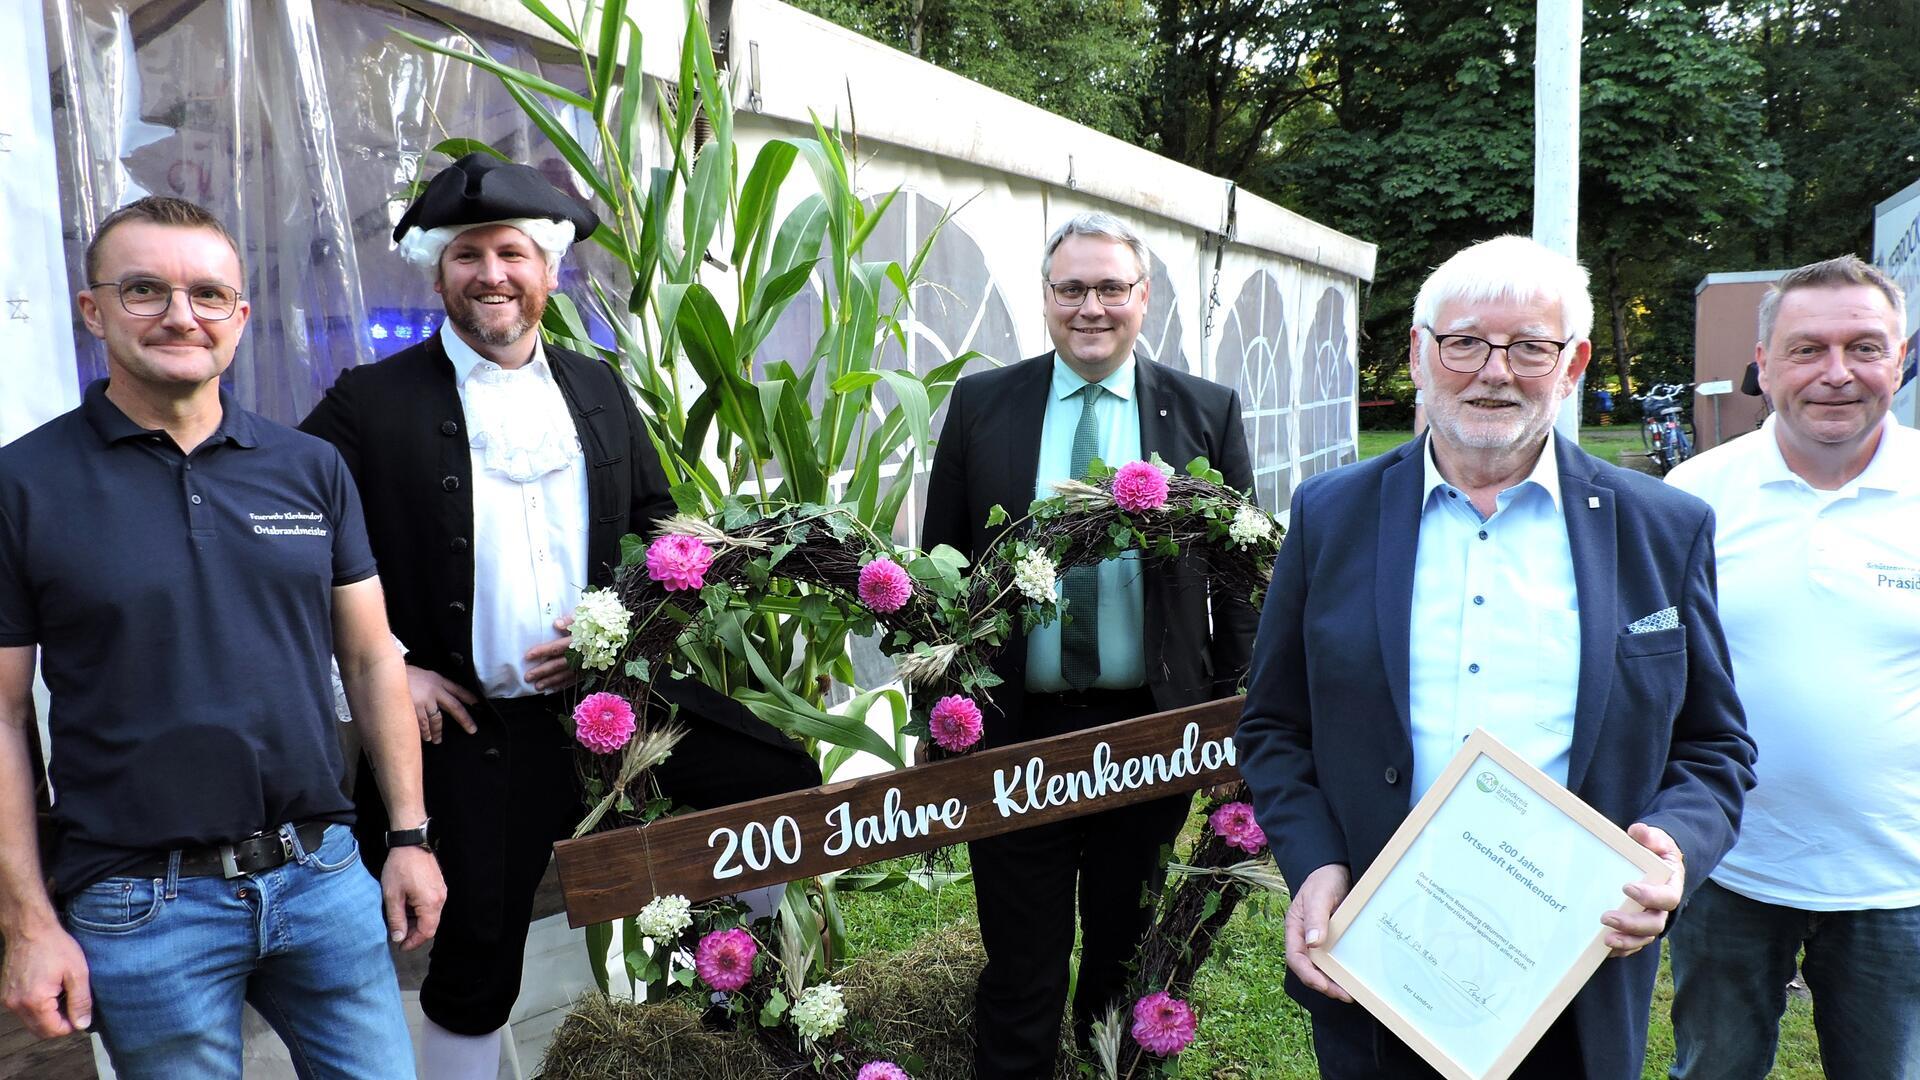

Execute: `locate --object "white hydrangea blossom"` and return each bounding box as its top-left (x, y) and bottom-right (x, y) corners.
top-left (791, 982), bottom-right (847, 1040)
top-left (634, 894), bottom-right (693, 941)
top-left (1012, 550), bottom-right (1058, 604)
top-left (570, 588), bottom-right (633, 670)
top-left (1228, 504), bottom-right (1275, 547)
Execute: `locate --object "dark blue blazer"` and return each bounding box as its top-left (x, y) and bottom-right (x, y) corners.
top-left (1237, 434), bottom-right (1756, 1079)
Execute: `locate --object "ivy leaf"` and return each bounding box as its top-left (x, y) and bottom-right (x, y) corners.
top-left (985, 503), bottom-right (1008, 528)
top-left (759, 988), bottom-right (790, 1027)
top-left (619, 534), bottom-right (649, 568)
top-left (720, 495), bottom-right (756, 530)
top-left (624, 658), bottom-right (652, 680)
top-left (768, 541), bottom-right (796, 567)
top-left (1200, 890), bottom-right (1223, 923)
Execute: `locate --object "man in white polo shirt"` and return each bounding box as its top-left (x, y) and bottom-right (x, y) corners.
top-left (1665, 254), bottom-right (1920, 1080)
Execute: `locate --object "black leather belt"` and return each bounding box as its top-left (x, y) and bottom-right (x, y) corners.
top-left (129, 821), bottom-right (330, 880)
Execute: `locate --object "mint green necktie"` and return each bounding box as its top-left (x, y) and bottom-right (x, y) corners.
top-left (1061, 384), bottom-right (1104, 690)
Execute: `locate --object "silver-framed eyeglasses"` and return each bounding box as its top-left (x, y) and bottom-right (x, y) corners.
top-left (1047, 278), bottom-right (1142, 308)
top-left (90, 276), bottom-right (243, 321)
top-left (1423, 327), bottom-right (1571, 377)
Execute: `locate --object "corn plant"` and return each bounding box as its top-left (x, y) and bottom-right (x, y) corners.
top-left (397, 0), bottom-right (975, 766)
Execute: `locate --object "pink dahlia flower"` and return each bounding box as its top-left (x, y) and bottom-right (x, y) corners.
top-left (1131, 990), bottom-right (1197, 1056)
top-left (857, 557), bottom-right (913, 613)
top-left (1208, 801), bottom-right (1266, 854)
top-left (694, 928), bottom-right (758, 992)
top-left (1112, 460), bottom-right (1170, 513)
top-left (856, 1064), bottom-right (910, 1080)
top-left (572, 692), bottom-right (636, 755)
top-left (928, 694), bottom-right (984, 752)
top-left (646, 534), bottom-right (715, 592)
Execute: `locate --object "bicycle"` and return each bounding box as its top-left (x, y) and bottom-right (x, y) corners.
top-left (1632, 383), bottom-right (1694, 475)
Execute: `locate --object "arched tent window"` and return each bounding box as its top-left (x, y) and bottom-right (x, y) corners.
top-left (1297, 286), bottom-right (1357, 481)
top-left (1213, 270), bottom-right (1292, 510)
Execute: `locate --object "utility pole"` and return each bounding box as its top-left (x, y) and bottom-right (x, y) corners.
top-left (1536, 0), bottom-right (1582, 443)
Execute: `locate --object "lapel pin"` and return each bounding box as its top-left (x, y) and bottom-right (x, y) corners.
top-left (1587, 496), bottom-right (1600, 509)
top-left (1158, 409), bottom-right (1168, 417)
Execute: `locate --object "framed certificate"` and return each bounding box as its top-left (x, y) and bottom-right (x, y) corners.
top-left (1309, 728), bottom-right (1672, 1080)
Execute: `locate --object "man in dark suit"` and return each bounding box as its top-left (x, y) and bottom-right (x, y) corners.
top-left (922, 211), bottom-right (1257, 1078)
top-left (1237, 235), bottom-right (1756, 1079)
top-left (300, 154), bottom-right (817, 1079)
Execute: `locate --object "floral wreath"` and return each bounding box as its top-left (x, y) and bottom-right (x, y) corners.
top-left (558, 455), bottom-right (1286, 1075)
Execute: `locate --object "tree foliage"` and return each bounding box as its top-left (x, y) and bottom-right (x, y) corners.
top-left (787, 0), bottom-right (1155, 142)
top-left (797, 0), bottom-right (1920, 402)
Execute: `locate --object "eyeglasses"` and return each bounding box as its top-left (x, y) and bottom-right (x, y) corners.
top-left (90, 276), bottom-right (243, 321)
top-left (1423, 329), bottom-right (1571, 377)
top-left (1778, 341), bottom-right (1894, 367)
top-left (1047, 278), bottom-right (1142, 308)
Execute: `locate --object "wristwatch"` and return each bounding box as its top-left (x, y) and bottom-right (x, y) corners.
top-left (385, 818), bottom-right (436, 852)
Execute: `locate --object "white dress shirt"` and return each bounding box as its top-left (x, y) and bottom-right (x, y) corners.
top-left (442, 328), bottom-right (590, 699)
top-left (1407, 432), bottom-right (1581, 802)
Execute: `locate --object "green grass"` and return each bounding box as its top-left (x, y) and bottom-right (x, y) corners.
top-left (839, 834), bottom-right (1826, 1076)
top-left (1359, 426), bottom-right (1656, 468)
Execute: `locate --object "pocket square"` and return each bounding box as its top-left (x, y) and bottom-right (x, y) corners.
top-left (1626, 607), bottom-right (1679, 633)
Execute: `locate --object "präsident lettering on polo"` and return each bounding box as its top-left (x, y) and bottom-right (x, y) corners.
top-left (989, 722), bottom-right (1237, 818)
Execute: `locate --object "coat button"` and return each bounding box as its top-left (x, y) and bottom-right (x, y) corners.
top-left (440, 420), bottom-right (459, 436)
top-left (483, 747), bottom-right (502, 761)
top-left (441, 475), bottom-right (460, 492)
top-left (449, 652), bottom-right (465, 666)
top-left (449, 601), bottom-right (467, 615)
top-left (1384, 767), bottom-right (1400, 784)
top-left (450, 537), bottom-right (469, 552)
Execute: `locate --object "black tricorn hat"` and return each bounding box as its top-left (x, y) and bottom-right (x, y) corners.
top-left (392, 152), bottom-right (598, 244)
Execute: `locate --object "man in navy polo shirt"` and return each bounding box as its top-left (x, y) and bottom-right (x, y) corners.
top-left (0, 196), bottom-right (445, 1078)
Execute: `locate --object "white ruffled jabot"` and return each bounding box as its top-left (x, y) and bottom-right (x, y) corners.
top-left (462, 362), bottom-right (582, 483)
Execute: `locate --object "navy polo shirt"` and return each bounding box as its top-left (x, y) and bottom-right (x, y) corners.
top-left (0, 380), bottom-right (373, 896)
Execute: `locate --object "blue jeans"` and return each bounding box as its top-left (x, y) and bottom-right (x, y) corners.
top-left (63, 823), bottom-right (415, 1079)
top-left (1669, 879), bottom-right (1920, 1080)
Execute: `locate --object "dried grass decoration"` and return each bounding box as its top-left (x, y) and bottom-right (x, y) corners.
top-left (551, 454), bottom-right (1285, 1076)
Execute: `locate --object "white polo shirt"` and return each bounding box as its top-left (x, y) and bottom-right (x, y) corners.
top-left (1667, 417), bottom-right (1920, 910)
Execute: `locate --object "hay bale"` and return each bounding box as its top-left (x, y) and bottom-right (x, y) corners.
top-left (836, 921), bottom-right (985, 1079)
top-left (538, 922), bottom-right (1091, 1079)
top-left (536, 993), bottom-right (799, 1080)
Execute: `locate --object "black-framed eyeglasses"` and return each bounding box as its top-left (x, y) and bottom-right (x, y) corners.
top-left (90, 276), bottom-right (243, 321)
top-left (1047, 278), bottom-right (1143, 308)
top-left (1423, 328), bottom-right (1571, 377)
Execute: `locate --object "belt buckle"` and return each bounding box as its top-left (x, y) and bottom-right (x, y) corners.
top-left (218, 829), bottom-right (292, 879)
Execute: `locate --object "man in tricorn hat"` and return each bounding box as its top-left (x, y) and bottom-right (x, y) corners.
top-left (302, 153), bottom-right (819, 1078)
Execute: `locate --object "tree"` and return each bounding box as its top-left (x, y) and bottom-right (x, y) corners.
top-left (1143, 0), bottom-right (1339, 181)
top-left (786, 0), bottom-right (1154, 142)
top-left (1579, 0), bottom-right (1787, 396)
top-left (1729, 0), bottom-right (1920, 265)
top-left (1260, 1), bottom-right (1538, 397)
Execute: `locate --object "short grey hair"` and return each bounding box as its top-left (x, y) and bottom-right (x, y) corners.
top-left (1411, 235), bottom-right (1594, 344)
top-left (1041, 212), bottom-right (1152, 279)
top-left (1757, 254), bottom-right (1907, 347)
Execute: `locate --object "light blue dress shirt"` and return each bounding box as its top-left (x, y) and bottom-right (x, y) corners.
top-left (1026, 354), bottom-right (1147, 691)
top-left (1407, 432), bottom-right (1580, 802)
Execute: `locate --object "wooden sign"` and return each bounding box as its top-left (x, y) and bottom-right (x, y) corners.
top-left (554, 695), bottom-right (1245, 927)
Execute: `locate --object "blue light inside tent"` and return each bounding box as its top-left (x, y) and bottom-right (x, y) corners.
top-left (365, 307), bottom-right (443, 357)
